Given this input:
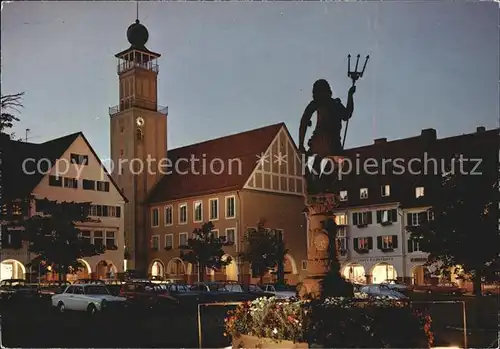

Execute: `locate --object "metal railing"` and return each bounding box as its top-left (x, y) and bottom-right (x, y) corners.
top-left (411, 300), bottom-right (467, 349)
top-left (117, 61), bottom-right (159, 74)
top-left (197, 301), bottom-right (243, 349)
top-left (196, 299), bottom-right (470, 349)
top-left (109, 98), bottom-right (168, 116)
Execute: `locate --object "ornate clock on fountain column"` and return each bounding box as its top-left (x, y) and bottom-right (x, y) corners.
top-left (313, 232), bottom-right (329, 252)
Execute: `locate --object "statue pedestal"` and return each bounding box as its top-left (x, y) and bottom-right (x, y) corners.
top-left (298, 193), bottom-right (337, 299)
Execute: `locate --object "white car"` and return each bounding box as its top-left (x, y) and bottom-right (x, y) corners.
top-left (51, 283), bottom-right (127, 315)
top-left (380, 279), bottom-right (411, 293)
top-left (359, 284), bottom-right (408, 300)
top-left (262, 284), bottom-right (296, 299)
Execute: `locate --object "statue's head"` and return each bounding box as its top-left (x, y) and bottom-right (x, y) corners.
top-left (313, 79), bottom-right (332, 102)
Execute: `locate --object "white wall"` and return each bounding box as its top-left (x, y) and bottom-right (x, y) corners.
top-left (30, 134), bottom-right (126, 274)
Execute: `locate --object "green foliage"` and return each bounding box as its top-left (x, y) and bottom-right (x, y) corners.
top-left (407, 153), bottom-right (500, 294)
top-left (179, 221), bottom-right (231, 282)
top-left (239, 222), bottom-right (287, 283)
top-left (1, 92), bottom-right (24, 138)
top-left (20, 198), bottom-right (105, 280)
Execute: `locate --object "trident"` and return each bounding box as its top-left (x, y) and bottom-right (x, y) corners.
top-left (342, 54), bottom-right (369, 150)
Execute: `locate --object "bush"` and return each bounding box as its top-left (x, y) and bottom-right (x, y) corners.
top-left (225, 296), bottom-right (433, 348)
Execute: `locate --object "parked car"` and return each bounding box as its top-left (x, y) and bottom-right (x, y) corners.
top-left (359, 284), bottom-right (408, 300)
top-left (119, 280), bottom-right (179, 310)
top-left (483, 282), bottom-right (500, 296)
top-left (413, 282), bottom-right (466, 295)
top-left (102, 279), bottom-right (124, 296)
top-left (73, 279), bottom-right (105, 285)
top-left (190, 282), bottom-right (254, 303)
top-left (261, 284), bottom-right (296, 299)
top-left (241, 284), bottom-right (274, 299)
top-left (160, 283), bottom-right (200, 307)
top-left (39, 281), bottom-right (72, 299)
top-left (0, 279), bottom-right (40, 301)
top-left (52, 283), bottom-right (127, 315)
top-left (381, 279), bottom-right (413, 294)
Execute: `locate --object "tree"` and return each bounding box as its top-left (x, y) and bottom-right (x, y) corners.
top-left (407, 155), bottom-right (499, 296)
top-left (1, 92), bottom-right (24, 139)
top-left (239, 221), bottom-right (287, 285)
top-left (20, 198), bottom-right (105, 281)
top-left (180, 221), bottom-right (231, 282)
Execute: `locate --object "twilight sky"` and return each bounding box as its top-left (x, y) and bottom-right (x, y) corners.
top-left (2, 1), bottom-right (499, 160)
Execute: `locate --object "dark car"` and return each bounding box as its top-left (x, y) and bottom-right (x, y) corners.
top-left (241, 284), bottom-right (274, 299)
top-left (39, 281), bottom-right (71, 299)
top-left (160, 283), bottom-right (199, 307)
top-left (190, 282), bottom-right (255, 303)
top-left (0, 279), bottom-right (40, 302)
top-left (119, 280), bottom-right (178, 311)
top-left (73, 279), bottom-right (105, 285)
top-left (102, 279), bottom-right (124, 296)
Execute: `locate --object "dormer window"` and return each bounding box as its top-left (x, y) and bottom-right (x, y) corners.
top-left (415, 186), bottom-right (424, 198)
top-left (381, 184), bottom-right (390, 197)
top-left (360, 188), bottom-right (368, 199)
top-left (339, 190), bottom-right (348, 201)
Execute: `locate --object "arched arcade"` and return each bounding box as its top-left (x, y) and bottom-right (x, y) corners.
top-left (0, 259), bottom-right (26, 281)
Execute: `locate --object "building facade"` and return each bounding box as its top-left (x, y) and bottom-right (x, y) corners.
top-left (1, 133), bottom-right (127, 282)
top-left (145, 123), bottom-right (308, 285)
top-left (334, 126), bottom-right (498, 285)
top-left (106, 18), bottom-right (309, 283)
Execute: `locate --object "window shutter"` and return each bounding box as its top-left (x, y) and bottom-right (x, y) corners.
top-left (367, 211), bottom-right (373, 224)
top-left (116, 206), bottom-right (121, 218)
top-left (376, 210), bottom-right (382, 223)
top-left (352, 213), bottom-right (358, 226)
top-left (391, 209), bottom-right (398, 222)
top-left (407, 238), bottom-right (414, 253)
top-left (103, 206), bottom-right (109, 217)
top-left (377, 236), bottom-right (382, 249)
top-left (392, 235), bottom-right (398, 248)
top-left (353, 238), bottom-right (359, 249)
top-left (419, 211), bottom-right (428, 224)
top-left (367, 237), bottom-right (373, 249)
top-left (345, 238), bottom-right (349, 249)
top-left (406, 213), bottom-right (412, 226)
top-left (104, 182), bottom-right (110, 191)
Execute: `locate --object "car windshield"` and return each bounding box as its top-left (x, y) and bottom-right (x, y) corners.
top-left (225, 284), bottom-right (243, 292)
top-left (249, 284), bottom-right (263, 292)
top-left (6, 280), bottom-right (27, 287)
top-left (85, 286), bottom-right (110, 295)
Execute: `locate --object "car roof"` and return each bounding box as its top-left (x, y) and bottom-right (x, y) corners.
top-left (69, 284), bottom-right (107, 287)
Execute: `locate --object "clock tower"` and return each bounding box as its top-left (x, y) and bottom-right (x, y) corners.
top-left (109, 18), bottom-right (167, 273)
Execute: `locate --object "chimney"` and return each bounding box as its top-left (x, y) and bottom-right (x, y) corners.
top-left (476, 126), bottom-right (486, 133)
top-left (421, 128), bottom-right (437, 141)
top-left (374, 138), bottom-right (387, 145)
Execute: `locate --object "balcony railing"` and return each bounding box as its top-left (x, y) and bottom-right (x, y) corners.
top-left (109, 98), bottom-right (168, 116)
top-left (117, 61), bottom-right (159, 74)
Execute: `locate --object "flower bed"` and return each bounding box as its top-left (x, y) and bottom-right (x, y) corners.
top-left (225, 296), bottom-right (433, 348)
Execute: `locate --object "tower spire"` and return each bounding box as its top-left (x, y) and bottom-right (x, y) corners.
top-left (136, 1), bottom-right (139, 22)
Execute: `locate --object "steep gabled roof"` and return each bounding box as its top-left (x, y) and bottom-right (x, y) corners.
top-left (147, 123), bottom-right (285, 203)
top-left (1, 132), bottom-right (127, 202)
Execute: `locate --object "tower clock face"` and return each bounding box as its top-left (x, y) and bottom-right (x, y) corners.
top-left (313, 233), bottom-right (329, 251)
top-left (136, 117), bottom-right (145, 127)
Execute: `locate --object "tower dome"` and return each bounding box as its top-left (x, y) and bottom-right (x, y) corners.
top-left (127, 19), bottom-right (149, 49)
